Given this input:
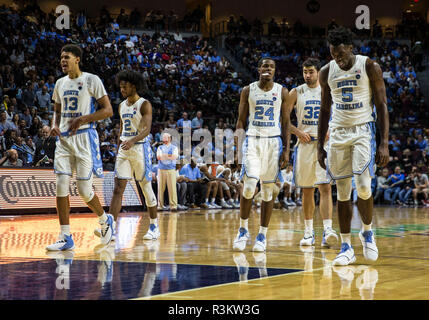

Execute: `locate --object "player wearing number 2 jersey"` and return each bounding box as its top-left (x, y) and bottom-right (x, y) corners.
top-left (286, 58), bottom-right (338, 249)
top-left (233, 57), bottom-right (290, 252)
top-left (46, 44), bottom-right (114, 251)
top-left (318, 27), bottom-right (389, 266)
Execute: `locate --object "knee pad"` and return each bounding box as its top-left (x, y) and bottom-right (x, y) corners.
top-left (140, 180), bottom-right (157, 208)
top-left (242, 177), bottom-right (258, 199)
top-left (261, 183), bottom-right (275, 202)
top-left (77, 178), bottom-right (95, 203)
top-left (355, 169), bottom-right (372, 200)
top-left (336, 178), bottom-right (352, 202)
top-left (56, 174), bottom-right (71, 197)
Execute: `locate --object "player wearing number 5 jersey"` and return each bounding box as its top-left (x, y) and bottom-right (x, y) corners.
top-left (286, 58), bottom-right (338, 248)
top-left (318, 27), bottom-right (389, 266)
top-left (233, 57), bottom-right (290, 252)
top-left (46, 44), bottom-right (114, 251)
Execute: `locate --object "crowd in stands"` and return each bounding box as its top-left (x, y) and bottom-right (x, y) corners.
top-left (0, 3), bottom-right (428, 207)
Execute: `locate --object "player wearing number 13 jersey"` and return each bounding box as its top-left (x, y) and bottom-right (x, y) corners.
top-left (47, 44), bottom-right (115, 251)
top-left (233, 57), bottom-right (290, 253)
top-left (318, 27), bottom-right (389, 266)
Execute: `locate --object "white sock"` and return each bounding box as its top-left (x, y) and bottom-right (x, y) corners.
top-left (323, 219), bottom-right (333, 230)
top-left (240, 218), bottom-right (248, 230)
top-left (304, 219), bottom-right (313, 232)
top-left (211, 198), bottom-right (216, 203)
top-left (60, 225), bottom-right (70, 236)
top-left (259, 226), bottom-right (268, 236)
top-left (362, 222), bottom-right (372, 232)
top-left (221, 198), bottom-right (225, 202)
top-left (340, 233), bottom-right (352, 246)
top-left (150, 218), bottom-right (158, 225)
top-left (99, 212), bottom-right (108, 224)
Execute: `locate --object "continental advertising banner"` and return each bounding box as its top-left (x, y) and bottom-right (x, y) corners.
top-left (0, 168), bottom-right (142, 212)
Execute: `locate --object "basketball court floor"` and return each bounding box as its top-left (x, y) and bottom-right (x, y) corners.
top-left (1, 205), bottom-right (429, 300)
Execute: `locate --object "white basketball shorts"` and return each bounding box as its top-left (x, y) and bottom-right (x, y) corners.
top-left (293, 140), bottom-right (331, 188)
top-left (241, 136), bottom-right (282, 184)
top-left (327, 122), bottom-right (376, 180)
top-left (115, 141), bottom-right (152, 181)
top-left (54, 128), bottom-right (103, 180)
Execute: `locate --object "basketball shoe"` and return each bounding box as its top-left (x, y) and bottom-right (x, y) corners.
top-left (252, 233), bottom-right (266, 252)
top-left (359, 230), bottom-right (378, 261)
top-left (143, 223), bottom-right (161, 240)
top-left (94, 220), bottom-right (117, 241)
top-left (332, 243), bottom-right (356, 266)
top-left (233, 227), bottom-right (250, 251)
top-left (46, 234), bottom-right (75, 251)
top-left (321, 227), bottom-right (339, 248)
top-left (300, 230), bottom-right (315, 246)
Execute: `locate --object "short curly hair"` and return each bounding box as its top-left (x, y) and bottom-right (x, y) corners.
top-left (327, 26), bottom-right (354, 46)
top-left (116, 70), bottom-right (144, 92)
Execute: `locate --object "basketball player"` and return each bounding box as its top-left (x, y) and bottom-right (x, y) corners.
top-left (94, 70), bottom-right (159, 241)
top-left (233, 57), bottom-right (290, 252)
top-left (286, 58), bottom-right (338, 247)
top-left (46, 44), bottom-right (114, 251)
top-left (318, 27), bottom-right (389, 265)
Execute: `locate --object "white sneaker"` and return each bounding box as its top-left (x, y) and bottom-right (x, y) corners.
top-left (332, 243), bottom-right (356, 266)
top-left (359, 230), bottom-right (379, 261)
top-left (221, 200), bottom-right (233, 209)
top-left (46, 233), bottom-right (75, 251)
top-left (300, 230), bottom-right (315, 246)
top-left (210, 201), bottom-right (222, 209)
top-left (233, 227), bottom-right (250, 251)
top-left (143, 224), bottom-right (161, 240)
top-left (233, 201), bottom-right (240, 209)
top-left (252, 233), bottom-right (266, 252)
top-left (100, 214), bottom-right (115, 245)
top-left (94, 220), bottom-right (117, 241)
top-left (288, 200), bottom-right (297, 206)
top-left (321, 227), bottom-right (339, 248)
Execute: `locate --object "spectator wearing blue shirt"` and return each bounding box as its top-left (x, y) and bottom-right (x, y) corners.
top-left (177, 112), bottom-right (192, 133)
top-left (416, 135), bottom-right (427, 151)
top-left (179, 158), bottom-right (203, 208)
top-left (191, 110), bottom-right (203, 130)
top-left (384, 166), bottom-right (405, 205)
top-left (36, 86), bottom-right (51, 110)
top-left (157, 132), bottom-right (179, 211)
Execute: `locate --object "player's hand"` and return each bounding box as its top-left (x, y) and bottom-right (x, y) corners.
top-left (317, 146), bottom-right (327, 170)
top-left (121, 140), bottom-right (135, 150)
top-left (297, 131), bottom-right (311, 144)
top-left (68, 117), bottom-right (84, 135)
top-left (376, 144), bottom-right (389, 167)
top-left (49, 126), bottom-right (61, 137)
top-left (279, 150), bottom-right (289, 170)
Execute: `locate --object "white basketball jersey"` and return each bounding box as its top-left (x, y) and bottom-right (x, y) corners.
top-left (295, 84), bottom-right (321, 138)
top-left (247, 81), bottom-right (282, 137)
top-left (53, 72), bottom-right (107, 134)
top-left (120, 97), bottom-right (146, 142)
top-left (328, 55), bottom-right (375, 129)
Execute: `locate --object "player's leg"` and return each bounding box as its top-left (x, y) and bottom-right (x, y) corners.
top-left (355, 168), bottom-right (378, 262)
top-left (300, 188), bottom-right (316, 246)
top-left (139, 178), bottom-right (160, 240)
top-left (202, 181), bottom-right (213, 208)
top-left (47, 139), bottom-right (76, 251)
top-left (318, 183), bottom-right (338, 247)
top-left (233, 175), bottom-right (258, 251)
top-left (252, 183), bottom-right (275, 252)
top-left (332, 177), bottom-right (356, 266)
top-left (94, 177), bottom-right (126, 240)
top-left (46, 173), bottom-right (75, 251)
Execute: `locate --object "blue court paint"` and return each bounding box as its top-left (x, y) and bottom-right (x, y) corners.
top-left (0, 258), bottom-right (302, 300)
